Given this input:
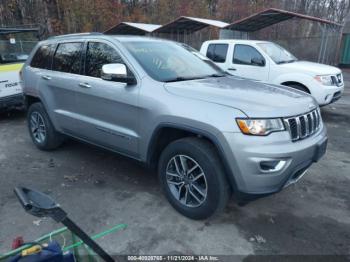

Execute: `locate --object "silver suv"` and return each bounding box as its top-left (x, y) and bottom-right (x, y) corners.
top-left (21, 33), bottom-right (328, 219)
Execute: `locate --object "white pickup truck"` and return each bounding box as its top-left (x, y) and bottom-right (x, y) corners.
top-left (200, 40), bottom-right (344, 106)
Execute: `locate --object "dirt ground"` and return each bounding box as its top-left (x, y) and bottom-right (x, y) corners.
top-left (0, 74), bottom-right (349, 262)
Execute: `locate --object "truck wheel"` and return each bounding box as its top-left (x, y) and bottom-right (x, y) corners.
top-left (158, 137), bottom-right (231, 220)
top-left (27, 102), bottom-right (64, 150)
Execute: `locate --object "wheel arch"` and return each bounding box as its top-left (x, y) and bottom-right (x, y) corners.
top-left (281, 81), bottom-right (310, 93)
top-left (146, 123), bottom-right (239, 193)
top-left (24, 95), bottom-right (42, 110)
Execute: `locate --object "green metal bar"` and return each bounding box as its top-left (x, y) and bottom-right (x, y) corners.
top-left (85, 244), bottom-right (96, 262)
top-left (71, 231), bottom-right (81, 262)
top-left (36, 227), bottom-right (69, 242)
top-left (62, 224), bottom-right (127, 252)
top-left (0, 227), bottom-right (69, 260)
top-left (0, 224), bottom-right (126, 261)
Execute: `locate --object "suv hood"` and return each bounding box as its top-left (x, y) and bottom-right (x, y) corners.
top-left (279, 61), bottom-right (341, 75)
top-left (165, 76), bottom-right (317, 118)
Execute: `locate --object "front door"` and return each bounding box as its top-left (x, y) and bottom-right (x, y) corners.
top-left (230, 44), bottom-right (269, 81)
top-left (73, 41), bottom-right (139, 158)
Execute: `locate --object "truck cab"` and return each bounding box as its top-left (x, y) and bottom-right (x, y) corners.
top-left (200, 39), bottom-right (344, 106)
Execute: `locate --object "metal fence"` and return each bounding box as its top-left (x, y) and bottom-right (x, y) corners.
top-left (271, 35), bottom-right (339, 65)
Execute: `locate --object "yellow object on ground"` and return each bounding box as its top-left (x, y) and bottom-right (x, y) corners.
top-left (21, 245), bottom-right (42, 256)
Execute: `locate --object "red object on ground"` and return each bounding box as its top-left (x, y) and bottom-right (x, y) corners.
top-left (12, 236), bottom-right (24, 249)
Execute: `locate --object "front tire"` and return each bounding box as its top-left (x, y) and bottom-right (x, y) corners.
top-left (27, 102), bottom-right (64, 150)
top-left (158, 137), bottom-right (231, 220)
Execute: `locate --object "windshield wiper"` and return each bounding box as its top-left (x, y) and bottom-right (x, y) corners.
top-left (164, 76), bottom-right (205, 83)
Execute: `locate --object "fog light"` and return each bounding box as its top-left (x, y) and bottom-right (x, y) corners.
top-left (260, 160), bottom-right (286, 172)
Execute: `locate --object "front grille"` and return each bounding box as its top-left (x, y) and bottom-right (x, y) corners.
top-left (284, 109), bottom-right (321, 142)
top-left (331, 74), bottom-right (343, 86)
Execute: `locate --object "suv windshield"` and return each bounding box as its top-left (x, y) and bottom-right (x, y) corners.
top-left (257, 42), bottom-right (297, 64)
top-left (123, 41), bottom-right (225, 82)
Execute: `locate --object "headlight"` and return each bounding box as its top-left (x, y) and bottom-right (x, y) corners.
top-left (314, 75), bottom-right (333, 86)
top-left (236, 118), bottom-right (285, 136)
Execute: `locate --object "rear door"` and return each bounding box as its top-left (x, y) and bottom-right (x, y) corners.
top-left (44, 41), bottom-right (84, 134)
top-left (205, 43), bottom-right (230, 71)
top-left (25, 44), bottom-right (55, 104)
top-left (230, 44), bottom-right (269, 81)
top-left (72, 40), bottom-right (140, 157)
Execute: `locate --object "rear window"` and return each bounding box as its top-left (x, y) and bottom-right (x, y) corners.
top-left (30, 45), bottom-right (53, 69)
top-left (52, 42), bottom-right (83, 74)
top-left (206, 44), bottom-right (228, 63)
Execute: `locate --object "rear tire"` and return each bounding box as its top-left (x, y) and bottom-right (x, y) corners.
top-left (158, 137), bottom-right (231, 220)
top-left (27, 102), bottom-right (64, 150)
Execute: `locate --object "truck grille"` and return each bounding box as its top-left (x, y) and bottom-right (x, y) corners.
top-left (331, 74), bottom-right (343, 86)
top-left (284, 109), bottom-right (321, 141)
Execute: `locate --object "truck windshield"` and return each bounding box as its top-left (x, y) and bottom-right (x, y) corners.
top-left (0, 52), bottom-right (29, 64)
top-left (257, 42), bottom-right (297, 64)
top-left (123, 41), bottom-right (225, 82)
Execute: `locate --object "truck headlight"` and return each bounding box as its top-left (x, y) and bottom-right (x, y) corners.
top-left (314, 75), bottom-right (333, 86)
top-left (236, 118), bottom-right (285, 136)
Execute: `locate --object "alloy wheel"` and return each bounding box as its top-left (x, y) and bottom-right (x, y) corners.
top-left (30, 112), bottom-right (47, 144)
top-left (166, 155), bottom-right (208, 208)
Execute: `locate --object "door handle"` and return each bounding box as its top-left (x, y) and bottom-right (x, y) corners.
top-left (228, 68), bottom-right (237, 71)
top-left (41, 75), bottom-right (52, 80)
top-left (79, 82), bottom-right (91, 89)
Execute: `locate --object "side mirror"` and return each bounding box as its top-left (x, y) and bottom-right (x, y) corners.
top-left (101, 63), bottom-right (136, 84)
top-left (251, 57), bottom-right (265, 66)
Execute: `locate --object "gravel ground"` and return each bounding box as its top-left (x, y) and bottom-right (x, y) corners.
top-left (0, 74), bottom-right (349, 261)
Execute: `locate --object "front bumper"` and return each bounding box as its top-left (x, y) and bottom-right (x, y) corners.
top-left (218, 123), bottom-right (327, 199)
top-left (0, 94), bottom-right (24, 110)
top-left (310, 82), bottom-right (344, 106)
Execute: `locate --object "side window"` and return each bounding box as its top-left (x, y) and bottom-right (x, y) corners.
top-left (30, 45), bottom-right (53, 69)
top-left (206, 44), bottom-right (215, 61)
top-left (206, 44), bottom-right (228, 63)
top-left (85, 42), bottom-right (123, 78)
top-left (233, 44), bottom-right (265, 66)
top-left (52, 42), bottom-right (83, 74)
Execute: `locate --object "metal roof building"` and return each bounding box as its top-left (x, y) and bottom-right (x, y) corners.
top-left (152, 16), bottom-right (229, 48)
top-left (104, 22), bottom-right (161, 35)
top-left (220, 8), bottom-right (343, 65)
top-left (102, 9), bottom-right (342, 64)
top-left (153, 16), bottom-right (228, 34)
top-left (0, 25), bottom-right (40, 35)
top-left (224, 8), bottom-right (341, 32)
top-left (103, 17), bottom-right (229, 48)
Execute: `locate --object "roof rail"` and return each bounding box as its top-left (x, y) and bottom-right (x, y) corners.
top-left (49, 32), bottom-right (103, 39)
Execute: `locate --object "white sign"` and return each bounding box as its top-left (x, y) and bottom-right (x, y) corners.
top-left (10, 38), bottom-right (16, 44)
